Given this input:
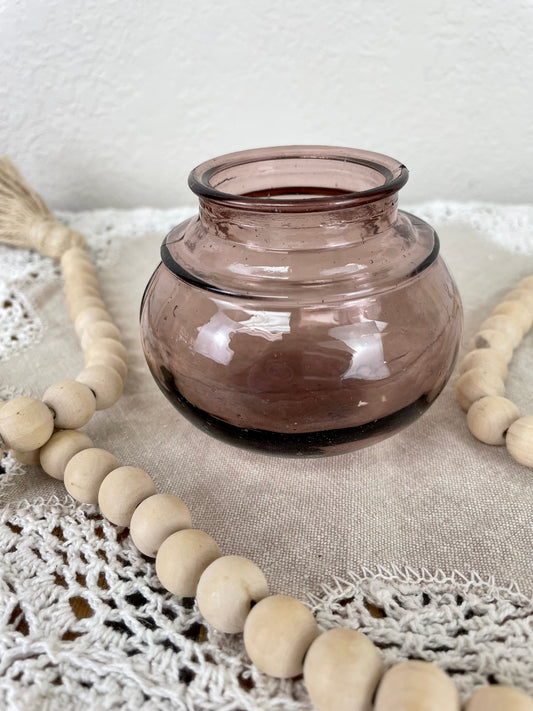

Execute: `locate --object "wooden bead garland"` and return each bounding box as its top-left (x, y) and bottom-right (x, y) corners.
top-left (67, 295), bottom-right (107, 321)
top-left (479, 314), bottom-right (522, 348)
top-left (76, 364), bottom-right (124, 410)
top-left (0, 226), bottom-right (530, 710)
top-left (468, 329), bottom-right (513, 362)
top-left (459, 348), bottom-right (508, 380)
top-left (458, 275), bottom-right (533, 469)
top-left (465, 685), bottom-right (533, 711)
top-left (12, 447), bottom-right (41, 465)
top-left (455, 368), bottom-right (505, 411)
top-left (0, 397), bottom-right (54, 451)
top-left (243, 594), bottom-right (319, 678)
top-left (492, 300), bottom-right (532, 334)
top-left (80, 320), bottom-right (122, 350)
top-left (303, 627), bottom-right (383, 711)
top-left (196, 555), bottom-right (269, 633)
top-left (130, 493), bottom-right (192, 557)
top-left (42, 380), bottom-right (96, 429)
top-left (505, 417), bottom-right (533, 467)
top-left (155, 529), bottom-right (221, 597)
top-left (374, 660), bottom-right (460, 711)
top-left (98, 465), bottom-right (157, 526)
top-left (64, 447), bottom-right (120, 504)
top-left (84, 337), bottom-right (128, 364)
top-left (85, 350), bottom-right (128, 381)
top-left (74, 306), bottom-right (113, 337)
top-left (40, 429), bottom-right (94, 480)
top-left (466, 396), bottom-right (520, 445)
top-left (506, 288), bottom-right (533, 313)
top-left (67, 281), bottom-right (100, 299)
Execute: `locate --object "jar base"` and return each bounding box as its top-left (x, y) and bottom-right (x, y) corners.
top-left (155, 376), bottom-right (431, 458)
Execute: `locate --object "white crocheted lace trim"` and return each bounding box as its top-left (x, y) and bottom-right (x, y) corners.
top-left (0, 282), bottom-right (43, 360)
top-left (406, 201), bottom-right (533, 255)
top-left (0, 494), bottom-right (531, 711)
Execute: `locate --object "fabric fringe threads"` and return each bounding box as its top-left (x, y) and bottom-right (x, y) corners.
top-left (0, 156), bottom-right (85, 258)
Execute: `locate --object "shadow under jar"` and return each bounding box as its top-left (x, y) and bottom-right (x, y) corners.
top-left (140, 146), bottom-right (462, 457)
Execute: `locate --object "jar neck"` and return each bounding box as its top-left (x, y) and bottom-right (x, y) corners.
top-left (161, 146), bottom-right (438, 300)
top-left (198, 194), bottom-right (400, 251)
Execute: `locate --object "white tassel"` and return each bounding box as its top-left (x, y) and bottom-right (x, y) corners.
top-left (0, 157), bottom-right (85, 259)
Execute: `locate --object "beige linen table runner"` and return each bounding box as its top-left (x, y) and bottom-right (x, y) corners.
top-left (0, 203), bottom-right (531, 709)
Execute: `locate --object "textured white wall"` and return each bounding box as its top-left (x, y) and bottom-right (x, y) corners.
top-left (1, 0), bottom-right (532, 209)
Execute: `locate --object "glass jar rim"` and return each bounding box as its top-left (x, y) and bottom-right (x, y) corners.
top-left (188, 145), bottom-right (409, 212)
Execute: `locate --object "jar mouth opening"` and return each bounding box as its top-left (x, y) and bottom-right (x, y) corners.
top-left (189, 145), bottom-right (408, 212)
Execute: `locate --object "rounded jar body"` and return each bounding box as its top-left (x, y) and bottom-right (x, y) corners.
top-left (140, 147), bottom-right (462, 457)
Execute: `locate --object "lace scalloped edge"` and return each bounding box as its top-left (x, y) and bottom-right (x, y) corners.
top-left (1, 488), bottom-right (529, 606)
top-left (308, 564), bottom-right (530, 609)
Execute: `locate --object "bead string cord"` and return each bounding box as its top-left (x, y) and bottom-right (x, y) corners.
top-left (456, 284), bottom-right (533, 466)
top-left (0, 157), bottom-right (532, 710)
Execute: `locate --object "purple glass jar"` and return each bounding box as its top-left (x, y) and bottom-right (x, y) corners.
top-left (140, 146), bottom-right (462, 457)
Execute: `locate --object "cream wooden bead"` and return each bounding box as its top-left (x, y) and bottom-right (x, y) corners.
top-left (63, 264), bottom-right (95, 283)
top-left (98, 466), bottom-right (156, 526)
top-left (68, 278), bottom-right (100, 298)
top-left (459, 348), bottom-right (508, 381)
top-left (12, 448), bottom-right (41, 465)
top-left (243, 594), bottom-right (319, 678)
top-left (65, 278), bottom-right (99, 298)
top-left (84, 337), bottom-right (128, 364)
top-left (42, 380), bottom-right (96, 429)
top-left (64, 274), bottom-right (98, 294)
top-left (303, 628), bottom-right (383, 711)
top-left (455, 368), bottom-right (505, 412)
top-left (64, 258), bottom-right (96, 275)
top-left (64, 447), bottom-right (119, 504)
top-left (65, 283), bottom-right (100, 301)
top-left (0, 397), bottom-right (54, 452)
top-left (61, 245), bottom-right (90, 260)
top-left (374, 661), bottom-right (459, 711)
top-left (40, 430), bottom-right (93, 480)
top-left (63, 259), bottom-right (96, 279)
top-left (197, 555), bottom-right (269, 633)
top-left (492, 300), bottom-right (532, 334)
top-left (86, 351), bottom-right (128, 381)
top-left (130, 493), bottom-right (192, 557)
top-left (156, 529), bottom-right (221, 597)
top-left (60, 247), bottom-right (91, 270)
top-left (66, 290), bottom-right (102, 319)
top-left (468, 329), bottom-right (513, 363)
top-left (518, 275), bottom-right (533, 291)
top-left (506, 416), bottom-right (533, 467)
top-left (64, 270), bottom-right (99, 291)
top-left (67, 295), bottom-right (107, 321)
top-left (465, 685), bottom-right (533, 711)
top-left (80, 321), bottom-right (122, 350)
top-left (479, 314), bottom-right (522, 348)
top-left (63, 266), bottom-right (94, 285)
top-left (74, 307), bottom-right (113, 338)
top-left (467, 396), bottom-right (520, 445)
top-left (505, 288), bottom-right (533, 314)
top-left (76, 365), bottom-right (123, 410)
top-left (61, 255), bottom-right (94, 276)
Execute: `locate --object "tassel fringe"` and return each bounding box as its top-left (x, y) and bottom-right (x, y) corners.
top-left (0, 157), bottom-right (85, 259)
